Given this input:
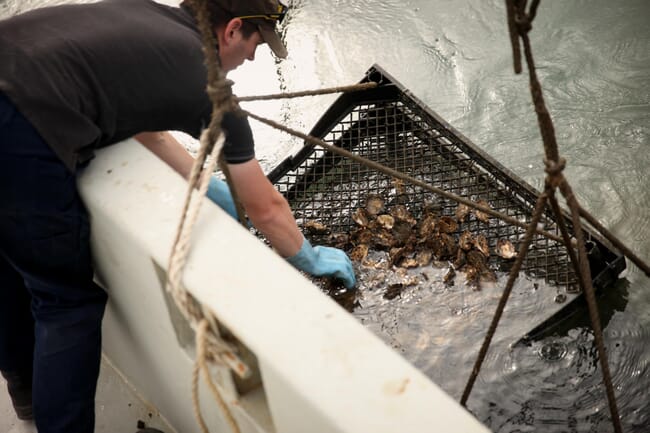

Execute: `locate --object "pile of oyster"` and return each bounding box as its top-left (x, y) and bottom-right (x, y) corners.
top-left (305, 194), bottom-right (518, 295)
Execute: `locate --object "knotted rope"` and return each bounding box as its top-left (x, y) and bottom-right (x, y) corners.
top-left (166, 2), bottom-right (648, 433)
top-left (461, 3), bottom-right (627, 433)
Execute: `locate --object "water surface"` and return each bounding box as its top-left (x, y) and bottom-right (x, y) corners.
top-left (2, 1), bottom-right (648, 431)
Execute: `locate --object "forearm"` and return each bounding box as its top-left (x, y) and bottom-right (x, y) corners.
top-left (227, 159), bottom-right (304, 257)
top-left (134, 131), bottom-right (194, 180)
top-left (248, 191), bottom-right (304, 257)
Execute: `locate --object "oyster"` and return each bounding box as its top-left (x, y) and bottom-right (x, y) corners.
top-left (392, 220), bottom-right (413, 246)
top-left (389, 246), bottom-right (409, 267)
top-left (418, 215), bottom-right (437, 237)
top-left (496, 239), bottom-right (517, 259)
top-left (365, 194), bottom-right (385, 217)
top-left (456, 203), bottom-right (471, 223)
top-left (465, 265), bottom-right (481, 289)
top-left (349, 244), bottom-right (369, 262)
top-left (352, 208), bottom-right (370, 227)
top-left (459, 230), bottom-right (474, 251)
top-left (376, 214), bottom-right (395, 230)
top-left (304, 220), bottom-right (329, 235)
top-left (415, 250), bottom-right (433, 267)
top-left (328, 233), bottom-right (350, 249)
top-left (351, 228), bottom-right (373, 245)
top-left (374, 228), bottom-right (397, 249)
top-left (466, 250), bottom-right (488, 273)
top-left (467, 249), bottom-right (497, 282)
top-left (474, 234), bottom-right (490, 257)
top-left (440, 233), bottom-right (458, 259)
top-left (390, 205), bottom-right (417, 227)
top-left (438, 216), bottom-right (458, 234)
top-left (399, 258), bottom-right (419, 269)
top-left (453, 248), bottom-right (467, 269)
top-left (473, 199), bottom-right (491, 223)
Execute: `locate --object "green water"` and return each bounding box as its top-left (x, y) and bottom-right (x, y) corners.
top-left (3, 1), bottom-right (648, 431)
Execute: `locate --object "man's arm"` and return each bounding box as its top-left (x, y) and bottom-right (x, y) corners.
top-left (134, 132), bottom-right (355, 287)
top-left (227, 159), bottom-right (304, 257)
top-left (134, 131), bottom-right (194, 180)
top-left (134, 131), bottom-right (302, 256)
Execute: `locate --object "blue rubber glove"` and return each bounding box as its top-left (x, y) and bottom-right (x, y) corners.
top-left (286, 236), bottom-right (356, 289)
top-left (206, 176), bottom-right (238, 220)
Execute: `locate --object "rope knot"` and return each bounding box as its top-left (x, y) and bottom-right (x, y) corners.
top-left (514, 14), bottom-right (532, 33)
top-left (544, 157), bottom-right (566, 188)
top-left (207, 78), bottom-right (236, 109)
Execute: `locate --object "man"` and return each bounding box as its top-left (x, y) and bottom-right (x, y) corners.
top-left (0, 1), bottom-right (356, 432)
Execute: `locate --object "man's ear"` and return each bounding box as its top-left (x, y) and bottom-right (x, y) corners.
top-left (223, 18), bottom-right (244, 43)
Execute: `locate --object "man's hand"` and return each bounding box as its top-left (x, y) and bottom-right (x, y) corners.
top-left (206, 176), bottom-right (238, 220)
top-left (286, 236), bottom-right (356, 289)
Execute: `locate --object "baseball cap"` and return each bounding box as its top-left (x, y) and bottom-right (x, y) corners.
top-left (215, 0), bottom-right (288, 58)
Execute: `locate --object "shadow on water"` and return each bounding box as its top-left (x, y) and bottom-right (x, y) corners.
top-left (518, 278), bottom-right (630, 346)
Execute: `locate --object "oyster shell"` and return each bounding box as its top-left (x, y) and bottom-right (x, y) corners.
top-left (465, 265), bottom-right (481, 289)
top-left (352, 208), bottom-right (370, 227)
top-left (415, 250), bottom-right (433, 267)
top-left (328, 233), bottom-right (350, 249)
top-left (466, 250), bottom-right (488, 272)
top-left (389, 205), bottom-right (417, 227)
top-left (349, 244), bottom-right (369, 262)
top-left (391, 220), bottom-right (413, 246)
top-left (438, 216), bottom-right (458, 234)
top-left (473, 199), bottom-right (491, 223)
top-left (453, 248), bottom-right (467, 270)
top-left (399, 258), bottom-right (419, 269)
top-left (459, 230), bottom-right (474, 251)
top-left (365, 194), bottom-right (385, 217)
top-left (389, 246), bottom-right (409, 267)
top-left (374, 228), bottom-right (397, 249)
top-left (376, 214), bottom-right (395, 230)
top-left (440, 233), bottom-right (459, 259)
top-left (496, 239), bottom-right (517, 259)
top-left (418, 215), bottom-right (437, 237)
top-left (474, 234), bottom-right (490, 257)
top-left (456, 203), bottom-right (471, 223)
top-left (304, 220), bottom-right (329, 235)
top-left (351, 228), bottom-right (373, 245)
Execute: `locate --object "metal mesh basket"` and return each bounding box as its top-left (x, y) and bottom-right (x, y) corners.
top-left (267, 65), bottom-right (624, 309)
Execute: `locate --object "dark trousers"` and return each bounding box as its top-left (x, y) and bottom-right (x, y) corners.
top-left (0, 93), bottom-right (107, 433)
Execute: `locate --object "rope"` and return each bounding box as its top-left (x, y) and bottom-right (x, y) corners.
top-left (242, 109), bottom-right (565, 244)
top-left (165, 2), bottom-right (648, 432)
top-left (235, 82), bottom-right (377, 102)
top-left (461, 189), bottom-right (550, 405)
top-left (192, 319), bottom-right (242, 433)
top-left (166, 1), bottom-right (248, 432)
top-left (459, 3), bottom-right (625, 431)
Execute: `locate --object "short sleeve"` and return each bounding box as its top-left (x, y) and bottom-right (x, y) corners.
top-left (220, 111), bottom-right (255, 164)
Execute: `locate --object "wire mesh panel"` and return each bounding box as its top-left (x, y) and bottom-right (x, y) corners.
top-left (267, 65), bottom-right (624, 299)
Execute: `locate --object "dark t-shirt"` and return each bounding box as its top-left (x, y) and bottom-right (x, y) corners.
top-left (0, 0), bottom-right (254, 172)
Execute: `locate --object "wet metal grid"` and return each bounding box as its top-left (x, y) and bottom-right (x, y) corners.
top-left (267, 65), bottom-right (623, 293)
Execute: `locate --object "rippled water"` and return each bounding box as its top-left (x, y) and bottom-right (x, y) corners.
top-left (3, 0), bottom-right (648, 431)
